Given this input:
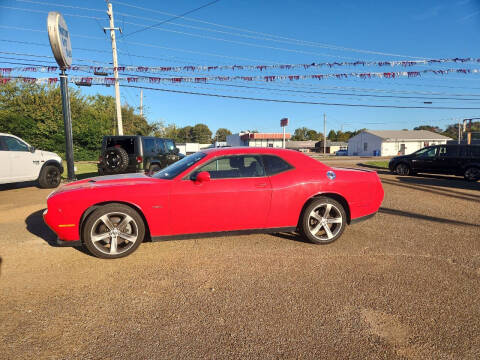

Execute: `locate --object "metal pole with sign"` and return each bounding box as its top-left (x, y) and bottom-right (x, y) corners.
top-left (281, 118), bottom-right (288, 149)
top-left (47, 11), bottom-right (75, 181)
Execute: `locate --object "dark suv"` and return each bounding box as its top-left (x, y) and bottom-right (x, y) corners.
top-left (98, 135), bottom-right (183, 175)
top-left (389, 144), bottom-right (480, 181)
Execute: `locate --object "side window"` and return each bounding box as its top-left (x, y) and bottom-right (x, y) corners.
top-left (0, 136), bottom-right (7, 151)
top-left (143, 138), bottom-right (155, 154)
top-left (4, 136), bottom-right (29, 151)
top-left (262, 155), bottom-right (293, 176)
top-left (192, 155), bottom-right (265, 179)
top-left (155, 139), bottom-right (165, 154)
top-left (363, 142), bottom-right (368, 151)
top-left (165, 140), bottom-right (175, 153)
top-left (437, 146), bottom-right (448, 157)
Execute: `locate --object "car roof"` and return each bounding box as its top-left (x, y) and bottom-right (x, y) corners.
top-left (200, 147), bottom-right (300, 156)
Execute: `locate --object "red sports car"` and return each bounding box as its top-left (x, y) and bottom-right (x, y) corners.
top-left (44, 147), bottom-right (384, 259)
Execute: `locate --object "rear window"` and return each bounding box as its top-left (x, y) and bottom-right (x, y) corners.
top-left (261, 155), bottom-right (293, 176)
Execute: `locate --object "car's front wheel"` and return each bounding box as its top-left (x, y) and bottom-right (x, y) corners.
top-left (464, 167), bottom-right (480, 182)
top-left (300, 197), bottom-right (346, 244)
top-left (83, 204), bottom-right (145, 259)
top-left (395, 163), bottom-right (411, 176)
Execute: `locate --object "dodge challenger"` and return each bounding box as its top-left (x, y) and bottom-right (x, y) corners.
top-left (44, 147), bottom-right (384, 259)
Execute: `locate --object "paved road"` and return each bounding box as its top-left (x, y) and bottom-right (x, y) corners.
top-left (1, 161), bottom-right (479, 359)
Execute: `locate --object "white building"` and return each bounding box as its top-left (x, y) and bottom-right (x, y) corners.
top-left (227, 132), bottom-right (291, 148)
top-left (176, 142), bottom-right (212, 155)
top-left (347, 130), bottom-right (451, 156)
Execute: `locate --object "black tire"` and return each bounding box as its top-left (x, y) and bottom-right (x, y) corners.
top-left (148, 164), bottom-right (161, 176)
top-left (395, 163), bottom-right (411, 176)
top-left (101, 146), bottom-right (129, 174)
top-left (299, 197), bottom-right (347, 245)
top-left (82, 203), bottom-right (145, 259)
top-left (38, 164), bottom-right (62, 188)
top-left (464, 166), bottom-right (480, 182)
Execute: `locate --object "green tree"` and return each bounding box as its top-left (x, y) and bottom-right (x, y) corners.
top-left (413, 125), bottom-right (442, 133)
top-left (214, 128), bottom-right (232, 142)
top-left (292, 127), bottom-right (309, 140)
top-left (327, 129), bottom-right (337, 141)
top-left (191, 123), bottom-right (212, 143)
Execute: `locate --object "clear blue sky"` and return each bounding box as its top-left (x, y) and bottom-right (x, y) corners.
top-left (1, 0), bottom-right (480, 135)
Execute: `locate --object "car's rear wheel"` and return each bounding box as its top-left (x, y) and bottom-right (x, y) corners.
top-left (464, 167), bottom-right (480, 182)
top-left (83, 204), bottom-right (145, 259)
top-left (395, 163), bottom-right (411, 176)
top-left (38, 165), bottom-right (61, 188)
top-left (300, 197), bottom-right (346, 244)
top-left (101, 147), bottom-right (129, 174)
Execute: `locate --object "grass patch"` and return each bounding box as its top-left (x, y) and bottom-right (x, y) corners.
top-left (62, 161), bottom-right (98, 180)
top-left (363, 160), bottom-right (389, 169)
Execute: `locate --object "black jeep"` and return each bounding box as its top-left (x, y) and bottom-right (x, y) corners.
top-left (98, 135), bottom-right (183, 175)
top-left (389, 144), bottom-right (480, 181)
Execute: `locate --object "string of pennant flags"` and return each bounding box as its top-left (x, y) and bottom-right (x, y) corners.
top-left (2, 68), bottom-right (479, 85)
top-left (1, 57), bottom-right (480, 75)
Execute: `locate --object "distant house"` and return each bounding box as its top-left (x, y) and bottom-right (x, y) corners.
top-left (347, 130), bottom-right (451, 156)
top-left (315, 140), bottom-right (348, 154)
top-left (285, 140), bottom-right (317, 152)
top-left (227, 132), bottom-right (291, 148)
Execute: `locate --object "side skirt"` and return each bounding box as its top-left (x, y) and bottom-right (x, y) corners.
top-left (151, 227), bottom-right (297, 242)
top-left (350, 212), bottom-right (376, 225)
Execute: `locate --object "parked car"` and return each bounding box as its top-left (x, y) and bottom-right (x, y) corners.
top-left (97, 135), bottom-right (183, 175)
top-left (0, 133), bottom-right (63, 188)
top-left (44, 147), bottom-right (384, 259)
top-left (335, 150), bottom-right (348, 156)
top-left (389, 144), bottom-right (480, 181)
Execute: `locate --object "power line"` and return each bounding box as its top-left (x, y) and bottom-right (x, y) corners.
top-left (111, 0), bottom-right (426, 59)
top-left (124, 0), bottom-right (221, 38)
top-left (96, 83), bottom-right (480, 109)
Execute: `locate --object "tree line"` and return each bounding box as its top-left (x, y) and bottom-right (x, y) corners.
top-left (1, 81), bottom-right (477, 160)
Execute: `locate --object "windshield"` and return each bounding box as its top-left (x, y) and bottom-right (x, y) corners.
top-left (414, 147), bottom-right (437, 157)
top-left (153, 152), bottom-right (206, 179)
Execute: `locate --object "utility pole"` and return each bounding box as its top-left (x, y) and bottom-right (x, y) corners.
top-left (458, 119), bottom-right (461, 144)
top-left (323, 113), bottom-right (326, 154)
top-left (105, 2), bottom-right (123, 135)
top-left (140, 89), bottom-right (143, 117)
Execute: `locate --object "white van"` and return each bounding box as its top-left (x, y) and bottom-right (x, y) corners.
top-left (0, 133), bottom-right (63, 188)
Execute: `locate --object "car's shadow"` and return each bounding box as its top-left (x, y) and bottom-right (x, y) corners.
top-left (270, 232), bottom-right (311, 244)
top-left (397, 174), bottom-right (480, 191)
top-left (0, 181), bottom-right (38, 191)
top-left (25, 209), bottom-right (92, 256)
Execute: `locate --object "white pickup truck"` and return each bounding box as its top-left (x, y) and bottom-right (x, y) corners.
top-left (0, 133), bottom-right (63, 188)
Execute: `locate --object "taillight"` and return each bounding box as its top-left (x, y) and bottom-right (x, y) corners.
top-left (136, 156), bottom-right (143, 163)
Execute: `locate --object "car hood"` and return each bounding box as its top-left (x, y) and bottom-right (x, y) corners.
top-left (49, 173), bottom-right (161, 197)
top-left (38, 150), bottom-right (61, 160)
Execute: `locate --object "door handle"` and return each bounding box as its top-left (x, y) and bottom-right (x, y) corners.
top-left (255, 182), bottom-right (268, 188)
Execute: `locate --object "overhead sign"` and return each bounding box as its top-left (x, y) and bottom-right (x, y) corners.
top-left (280, 118), bottom-right (289, 127)
top-left (47, 11), bottom-right (72, 69)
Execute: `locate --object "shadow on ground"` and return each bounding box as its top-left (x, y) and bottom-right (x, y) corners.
top-left (25, 209), bottom-right (58, 246)
top-left (63, 172), bottom-right (98, 181)
top-left (0, 181), bottom-right (38, 191)
top-left (397, 174), bottom-right (480, 191)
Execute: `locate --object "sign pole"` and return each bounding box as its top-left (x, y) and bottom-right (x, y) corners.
top-left (59, 69), bottom-right (75, 180)
top-left (47, 11), bottom-right (75, 180)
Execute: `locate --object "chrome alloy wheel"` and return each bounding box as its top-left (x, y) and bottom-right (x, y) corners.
top-left (307, 203), bottom-right (343, 241)
top-left (90, 212), bottom-right (139, 255)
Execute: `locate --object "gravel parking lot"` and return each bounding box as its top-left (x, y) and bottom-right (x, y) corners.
top-left (0, 159), bottom-right (479, 359)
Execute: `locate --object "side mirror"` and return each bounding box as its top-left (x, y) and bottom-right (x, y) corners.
top-left (195, 171), bottom-right (210, 183)
top-left (174, 147), bottom-right (179, 154)
top-left (29, 146), bottom-right (35, 153)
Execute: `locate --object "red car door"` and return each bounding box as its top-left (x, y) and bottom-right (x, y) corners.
top-left (169, 155), bottom-right (272, 235)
